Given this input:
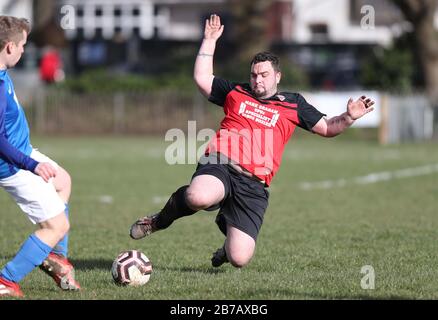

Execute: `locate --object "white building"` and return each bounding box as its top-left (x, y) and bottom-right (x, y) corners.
top-left (0, 0), bottom-right (33, 20)
top-left (291, 0), bottom-right (406, 47)
top-left (59, 0), bottom-right (225, 40)
top-left (2, 0), bottom-right (435, 48)
top-left (56, 0), bottom-right (417, 46)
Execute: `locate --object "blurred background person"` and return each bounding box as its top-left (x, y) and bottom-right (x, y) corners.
top-left (39, 46), bottom-right (65, 84)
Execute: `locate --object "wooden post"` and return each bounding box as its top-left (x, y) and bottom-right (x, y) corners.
top-left (378, 93), bottom-right (389, 145)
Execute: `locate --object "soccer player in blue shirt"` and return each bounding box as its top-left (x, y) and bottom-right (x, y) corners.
top-left (0, 16), bottom-right (80, 297)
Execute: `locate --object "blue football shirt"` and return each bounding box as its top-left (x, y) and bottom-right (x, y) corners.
top-left (0, 69), bottom-right (38, 178)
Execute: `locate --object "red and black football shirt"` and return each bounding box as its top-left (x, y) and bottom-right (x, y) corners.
top-left (205, 77), bottom-right (325, 186)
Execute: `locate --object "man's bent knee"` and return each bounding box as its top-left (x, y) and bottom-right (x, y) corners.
top-left (186, 175), bottom-right (225, 210)
top-left (52, 217), bottom-right (70, 240)
top-left (40, 212), bottom-right (70, 238)
top-left (36, 211), bottom-right (70, 247)
top-left (227, 251), bottom-right (253, 268)
top-left (185, 188), bottom-right (218, 210)
top-left (225, 226), bottom-right (256, 268)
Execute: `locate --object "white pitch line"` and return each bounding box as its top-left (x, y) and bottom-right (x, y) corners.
top-left (98, 195), bottom-right (114, 204)
top-left (299, 163), bottom-right (438, 191)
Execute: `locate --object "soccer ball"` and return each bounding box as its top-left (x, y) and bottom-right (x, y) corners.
top-left (111, 250), bottom-right (152, 286)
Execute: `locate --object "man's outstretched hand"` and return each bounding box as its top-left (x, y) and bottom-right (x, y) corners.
top-left (347, 96), bottom-right (375, 120)
top-left (204, 14), bottom-right (224, 41)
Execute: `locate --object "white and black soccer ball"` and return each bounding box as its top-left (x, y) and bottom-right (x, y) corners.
top-left (111, 250), bottom-right (152, 286)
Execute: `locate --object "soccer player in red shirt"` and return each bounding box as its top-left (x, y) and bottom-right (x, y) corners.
top-left (130, 14), bottom-right (374, 268)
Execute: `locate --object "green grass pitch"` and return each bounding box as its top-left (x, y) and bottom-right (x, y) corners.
top-left (1, 133), bottom-right (437, 299)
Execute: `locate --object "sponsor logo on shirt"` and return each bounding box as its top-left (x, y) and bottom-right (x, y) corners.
top-left (238, 100), bottom-right (280, 128)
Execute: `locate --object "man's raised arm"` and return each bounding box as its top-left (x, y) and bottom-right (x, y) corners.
top-left (194, 14), bottom-right (224, 98)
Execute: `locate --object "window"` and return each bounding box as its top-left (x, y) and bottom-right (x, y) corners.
top-left (310, 24), bottom-right (328, 42)
top-left (133, 7), bottom-right (141, 16)
top-left (95, 6), bottom-right (103, 17)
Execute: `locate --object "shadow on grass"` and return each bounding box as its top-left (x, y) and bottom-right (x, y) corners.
top-left (70, 258), bottom-right (113, 271)
top-left (69, 259), bottom-right (226, 275)
top-left (153, 265), bottom-right (226, 274)
top-left (242, 288), bottom-right (415, 300)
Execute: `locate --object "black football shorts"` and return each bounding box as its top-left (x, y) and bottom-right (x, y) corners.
top-left (191, 155), bottom-right (269, 241)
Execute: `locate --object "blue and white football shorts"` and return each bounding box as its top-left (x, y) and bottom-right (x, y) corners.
top-left (0, 149), bottom-right (66, 224)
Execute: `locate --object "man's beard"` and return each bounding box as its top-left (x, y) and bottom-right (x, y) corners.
top-left (252, 86), bottom-right (266, 98)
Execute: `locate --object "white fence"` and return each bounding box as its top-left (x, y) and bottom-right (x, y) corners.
top-left (379, 94), bottom-right (434, 144)
top-left (304, 91), bottom-right (434, 144)
top-left (22, 88), bottom-right (434, 143)
top-left (304, 91), bottom-right (381, 128)
top-left (24, 88), bottom-right (220, 135)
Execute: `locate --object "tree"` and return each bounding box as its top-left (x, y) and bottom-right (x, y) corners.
top-left (227, 0), bottom-right (273, 61)
top-left (222, 0), bottom-right (273, 79)
top-left (31, 0), bottom-right (67, 48)
top-left (391, 0), bottom-right (438, 103)
top-left (360, 32), bottom-right (416, 92)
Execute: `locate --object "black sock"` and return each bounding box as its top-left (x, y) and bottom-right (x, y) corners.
top-left (155, 185), bottom-right (197, 229)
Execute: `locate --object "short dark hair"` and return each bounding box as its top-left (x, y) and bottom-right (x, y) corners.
top-left (0, 16), bottom-right (31, 51)
top-left (250, 52), bottom-right (280, 72)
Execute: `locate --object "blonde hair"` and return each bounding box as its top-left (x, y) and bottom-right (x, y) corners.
top-left (0, 16), bottom-right (31, 51)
